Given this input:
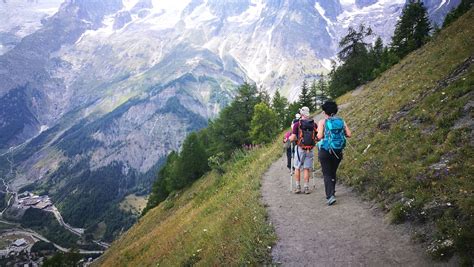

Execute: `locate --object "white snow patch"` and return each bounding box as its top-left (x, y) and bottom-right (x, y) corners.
top-left (185, 56), bottom-right (203, 67)
top-left (123, 0), bottom-right (141, 10)
top-left (151, 0), bottom-right (190, 12)
top-left (39, 125), bottom-right (49, 134)
top-left (339, 0), bottom-right (356, 10)
top-left (0, 0), bottom-right (63, 38)
top-left (135, 0), bottom-right (191, 30)
top-left (227, 0), bottom-right (265, 24)
top-left (321, 58), bottom-right (333, 71)
top-left (337, 0), bottom-right (405, 28)
top-left (184, 2), bottom-right (217, 27)
top-left (435, 0), bottom-right (447, 11)
top-left (315, 2), bottom-right (332, 26)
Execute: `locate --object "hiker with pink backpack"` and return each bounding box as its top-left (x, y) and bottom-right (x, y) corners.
top-left (283, 113), bottom-right (301, 170)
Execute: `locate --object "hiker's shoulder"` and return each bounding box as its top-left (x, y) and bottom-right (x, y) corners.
top-left (292, 121), bottom-right (299, 132)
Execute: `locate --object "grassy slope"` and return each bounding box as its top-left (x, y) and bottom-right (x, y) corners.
top-left (96, 141), bottom-right (282, 266)
top-left (336, 9), bottom-right (473, 261)
top-left (97, 9), bottom-right (473, 266)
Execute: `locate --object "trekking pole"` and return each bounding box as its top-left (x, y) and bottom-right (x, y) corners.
top-left (289, 144), bottom-right (294, 192)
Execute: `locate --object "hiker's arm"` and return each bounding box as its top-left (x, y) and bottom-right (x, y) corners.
top-left (345, 123), bottom-right (352, 138)
top-left (317, 119), bottom-right (325, 140)
top-left (289, 133), bottom-right (296, 142)
top-left (289, 122), bottom-right (298, 142)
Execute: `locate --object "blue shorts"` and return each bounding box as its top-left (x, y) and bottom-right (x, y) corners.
top-left (294, 146), bottom-right (314, 169)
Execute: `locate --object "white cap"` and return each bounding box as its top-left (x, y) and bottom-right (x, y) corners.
top-left (300, 106), bottom-right (310, 117)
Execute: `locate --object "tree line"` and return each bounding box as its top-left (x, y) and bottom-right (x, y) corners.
top-left (143, 0), bottom-right (473, 215)
top-left (143, 84), bottom-right (281, 214)
top-left (326, 0), bottom-right (472, 98)
top-left (143, 76), bottom-right (335, 214)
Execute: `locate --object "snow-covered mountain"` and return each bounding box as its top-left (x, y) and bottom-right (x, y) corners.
top-left (0, 0), bottom-right (460, 240)
top-left (0, 0), bottom-right (64, 54)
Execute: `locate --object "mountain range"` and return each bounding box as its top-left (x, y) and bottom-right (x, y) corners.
top-left (0, 0), bottom-right (461, 240)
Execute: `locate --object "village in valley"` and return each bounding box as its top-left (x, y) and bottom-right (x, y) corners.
top-left (0, 192), bottom-right (53, 266)
top-left (0, 191), bottom-right (100, 266)
top-left (16, 192), bottom-right (53, 211)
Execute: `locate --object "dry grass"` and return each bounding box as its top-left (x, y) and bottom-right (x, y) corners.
top-left (336, 9), bottom-right (474, 263)
top-left (96, 139), bottom-right (282, 266)
top-left (96, 9), bottom-right (474, 266)
top-left (119, 194), bottom-right (148, 215)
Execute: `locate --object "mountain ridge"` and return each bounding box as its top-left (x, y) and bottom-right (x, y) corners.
top-left (0, 0), bottom-right (463, 242)
top-left (95, 7), bottom-right (473, 264)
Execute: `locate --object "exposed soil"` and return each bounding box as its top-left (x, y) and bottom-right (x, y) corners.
top-left (261, 155), bottom-right (448, 266)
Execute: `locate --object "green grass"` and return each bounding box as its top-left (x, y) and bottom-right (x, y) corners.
top-left (97, 9), bottom-right (474, 266)
top-left (96, 139), bottom-right (282, 266)
top-left (337, 9), bottom-right (474, 264)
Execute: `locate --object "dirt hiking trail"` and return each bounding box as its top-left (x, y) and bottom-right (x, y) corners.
top-left (261, 155), bottom-right (447, 266)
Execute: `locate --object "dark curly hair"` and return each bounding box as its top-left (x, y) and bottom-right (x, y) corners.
top-left (322, 101), bottom-right (338, 116)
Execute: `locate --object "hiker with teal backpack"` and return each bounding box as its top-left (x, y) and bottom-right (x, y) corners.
top-left (289, 107), bottom-right (317, 194)
top-left (317, 101), bottom-right (352, 205)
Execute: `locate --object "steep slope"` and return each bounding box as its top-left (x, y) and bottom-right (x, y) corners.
top-left (0, 0), bottom-right (462, 242)
top-left (335, 8), bottom-right (474, 262)
top-left (96, 8), bottom-right (473, 265)
top-left (96, 141), bottom-right (282, 266)
top-left (0, 0), bottom-right (63, 55)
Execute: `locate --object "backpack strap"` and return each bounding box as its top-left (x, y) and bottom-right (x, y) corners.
top-left (297, 120), bottom-right (303, 146)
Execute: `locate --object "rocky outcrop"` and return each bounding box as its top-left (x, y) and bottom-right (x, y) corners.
top-left (0, 0), bottom-right (462, 241)
top-left (113, 11), bottom-right (132, 30)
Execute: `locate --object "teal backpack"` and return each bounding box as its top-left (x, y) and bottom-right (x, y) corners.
top-left (318, 117), bottom-right (346, 151)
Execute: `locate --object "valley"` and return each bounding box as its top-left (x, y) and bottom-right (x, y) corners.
top-left (0, 0), bottom-right (470, 265)
top-left (0, 181), bottom-right (109, 251)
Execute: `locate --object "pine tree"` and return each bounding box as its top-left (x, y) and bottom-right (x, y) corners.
top-left (443, 0), bottom-right (474, 28)
top-left (328, 24), bottom-right (373, 97)
top-left (309, 80), bottom-right (318, 111)
top-left (258, 86), bottom-right (271, 105)
top-left (372, 37), bottom-right (384, 68)
top-left (316, 74), bottom-right (329, 107)
top-left (250, 103), bottom-right (278, 144)
top-left (179, 132), bottom-right (209, 183)
top-left (369, 36), bottom-right (387, 78)
top-left (298, 80), bottom-right (312, 108)
top-left (271, 90), bottom-right (289, 130)
top-left (285, 102), bottom-right (301, 128)
top-left (338, 24), bottom-right (372, 62)
top-left (391, 0), bottom-right (431, 58)
top-left (210, 82), bottom-right (260, 152)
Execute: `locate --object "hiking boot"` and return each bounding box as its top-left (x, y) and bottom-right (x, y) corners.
top-left (294, 185), bottom-right (301, 194)
top-left (304, 186), bottom-right (310, 194)
top-left (328, 196), bottom-right (336, 206)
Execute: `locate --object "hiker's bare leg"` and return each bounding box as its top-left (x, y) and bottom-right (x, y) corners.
top-left (303, 168), bottom-right (310, 184)
top-left (295, 168), bottom-right (301, 183)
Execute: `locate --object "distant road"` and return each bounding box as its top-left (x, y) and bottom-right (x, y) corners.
top-left (48, 206), bottom-right (84, 236)
top-left (1, 229), bottom-right (104, 254)
top-left (0, 141), bottom-right (110, 251)
top-left (0, 178), bottom-right (15, 216)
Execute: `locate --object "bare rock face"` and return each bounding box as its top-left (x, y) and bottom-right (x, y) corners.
top-left (0, 0), bottom-right (462, 240)
top-left (355, 0), bottom-right (378, 8)
top-left (130, 0), bottom-right (153, 13)
top-left (113, 11), bottom-right (132, 30)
